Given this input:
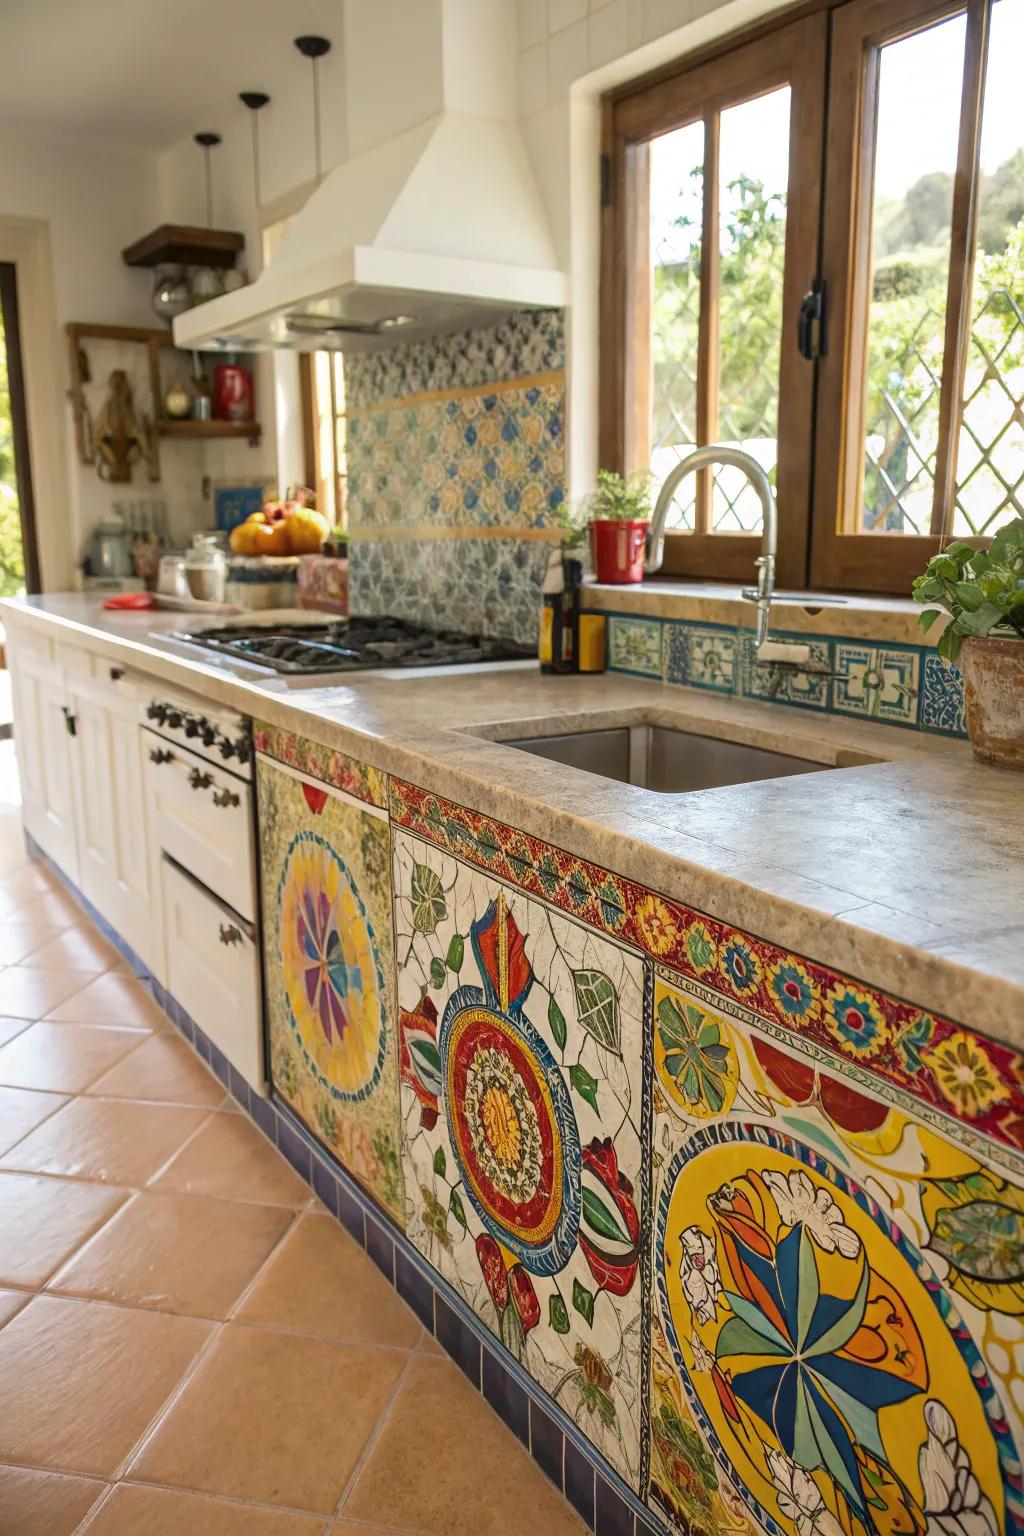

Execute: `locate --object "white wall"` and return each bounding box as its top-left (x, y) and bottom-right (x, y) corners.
top-left (0, 132), bottom-right (165, 583)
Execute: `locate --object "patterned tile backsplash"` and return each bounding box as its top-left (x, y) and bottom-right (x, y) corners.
top-left (603, 611), bottom-right (967, 737)
top-left (345, 309), bottom-right (566, 648)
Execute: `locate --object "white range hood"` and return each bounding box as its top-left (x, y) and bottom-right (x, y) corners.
top-left (173, 109), bottom-right (567, 354)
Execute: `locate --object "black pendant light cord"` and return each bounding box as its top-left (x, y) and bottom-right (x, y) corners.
top-left (294, 36), bottom-right (332, 183)
top-left (193, 131), bottom-right (221, 226)
top-left (239, 91), bottom-right (270, 214)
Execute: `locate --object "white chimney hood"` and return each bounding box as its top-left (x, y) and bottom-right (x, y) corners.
top-left (173, 110), bottom-right (567, 353)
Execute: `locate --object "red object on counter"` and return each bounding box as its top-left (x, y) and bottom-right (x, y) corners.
top-left (101, 591), bottom-right (155, 609)
top-left (212, 362), bottom-right (254, 422)
top-left (590, 518), bottom-right (648, 583)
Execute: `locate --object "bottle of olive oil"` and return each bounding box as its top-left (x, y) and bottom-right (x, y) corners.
top-left (539, 548), bottom-right (565, 673)
top-left (554, 558), bottom-right (583, 673)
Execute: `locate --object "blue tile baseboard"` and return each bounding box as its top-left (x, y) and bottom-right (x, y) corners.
top-left (597, 609), bottom-right (967, 738)
top-left (25, 831), bottom-right (663, 1536)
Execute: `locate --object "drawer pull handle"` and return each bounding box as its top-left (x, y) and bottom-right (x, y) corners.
top-left (109, 666), bottom-right (125, 682)
top-left (188, 767), bottom-right (214, 790)
top-left (219, 923), bottom-right (242, 947)
top-left (149, 747), bottom-right (174, 765)
top-left (212, 787), bottom-right (240, 809)
top-left (61, 706), bottom-right (77, 738)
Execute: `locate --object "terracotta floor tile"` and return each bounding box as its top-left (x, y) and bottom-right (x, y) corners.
top-left (0, 1171), bottom-right (128, 1287)
top-left (0, 1287), bottom-right (31, 1327)
top-left (0, 1015), bottom-right (31, 1048)
top-left (0, 886), bottom-right (80, 929)
top-left (0, 1295), bottom-right (212, 1477)
top-left (0, 965), bottom-right (96, 1019)
top-left (0, 1084), bottom-right (67, 1154)
top-left (0, 922), bottom-right (61, 965)
top-left (0, 1020), bottom-right (144, 1092)
top-left (83, 1484), bottom-right (329, 1535)
top-left (128, 1323), bottom-right (405, 1513)
top-left (345, 1356), bottom-right (588, 1535)
top-left (46, 971), bottom-right (170, 1029)
top-left (0, 1463), bottom-right (106, 1535)
top-left (154, 1111), bottom-right (311, 1207)
top-left (0, 1096), bottom-right (209, 1185)
top-left (87, 1032), bottom-right (225, 1107)
top-left (238, 1212), bottom-right (420, 1348)
top-left (0, 860), bottom-right (57, 901)
top-left (49, 1189), bottom-right (293, 1319)
top-left (22, 923), bottom-right (122, 973)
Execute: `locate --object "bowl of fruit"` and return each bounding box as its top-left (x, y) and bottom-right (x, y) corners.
top-left (226, 491), bottom-right (331, 609)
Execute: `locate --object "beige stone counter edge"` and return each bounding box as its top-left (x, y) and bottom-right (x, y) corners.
top-left (3, 596), bottom-right (1020, 1048)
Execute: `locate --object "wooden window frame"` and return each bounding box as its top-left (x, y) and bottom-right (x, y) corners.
top-left (810, 0), bottom-right (992, 591)
top-left (600, 0), bottom-right (999, 595)
top-left (600, 11), bottom-right (827, 587)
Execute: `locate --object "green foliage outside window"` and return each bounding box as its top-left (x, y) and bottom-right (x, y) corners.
top-left (0, 306), bottom-right (27, 597)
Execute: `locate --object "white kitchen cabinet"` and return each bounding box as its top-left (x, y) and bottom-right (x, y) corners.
top-left (8, 635), bottom-right (80, 884)
top-left (68, 667), bottom-right (163, 977)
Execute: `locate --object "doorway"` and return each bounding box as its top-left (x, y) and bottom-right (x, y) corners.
top-left (0, 262), bottom-right (40, 598)
top-left (0, 260), bottom-right (41, 734)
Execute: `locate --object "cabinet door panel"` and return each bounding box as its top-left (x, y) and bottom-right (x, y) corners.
top-left (68, 676), bottom-right (162, 975)
top-left (256, 754), bottom-right (403, 1224)
top-left (23, 661), bottom-right (79, 883)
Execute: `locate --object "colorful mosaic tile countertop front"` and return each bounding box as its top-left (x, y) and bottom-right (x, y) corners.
top-left (4, 594), bottom-right (1023, 1051)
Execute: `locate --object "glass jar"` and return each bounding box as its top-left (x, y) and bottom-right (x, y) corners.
top-left (184, 533), bottom-right (227, 603)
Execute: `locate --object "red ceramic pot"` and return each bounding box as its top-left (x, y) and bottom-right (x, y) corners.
top-left (212, 362), bottom-right (254, 422)
top-left (590, 518), bottom-right (648, 584)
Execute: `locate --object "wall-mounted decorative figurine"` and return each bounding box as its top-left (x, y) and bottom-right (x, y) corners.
top-left (92, 367), bottom-right (153, 483)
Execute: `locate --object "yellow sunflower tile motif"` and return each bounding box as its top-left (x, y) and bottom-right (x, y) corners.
top-left (257, 756), bottom-right (404, 1223)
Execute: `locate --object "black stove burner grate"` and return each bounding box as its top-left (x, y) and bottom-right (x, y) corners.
top-left (175, 617), bottom-right (533, 675)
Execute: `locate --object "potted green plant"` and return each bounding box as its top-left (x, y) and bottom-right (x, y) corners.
top-left (584, 469), bottom-right (653, 584)
top-left (913, 514), bottom-right (1024, 766)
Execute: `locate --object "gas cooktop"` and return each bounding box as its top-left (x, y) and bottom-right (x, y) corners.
top-left (169, 616), bottom-right (534, 676)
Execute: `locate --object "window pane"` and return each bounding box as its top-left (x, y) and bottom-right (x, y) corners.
top-left (860, 13), bottom-right (966, 535)
top-left (650, 119), bottom-right (703, 531)
top-left (954, 0), bottom-right (1024, 536)
top-left (713, 86), bottom-right (790, 533)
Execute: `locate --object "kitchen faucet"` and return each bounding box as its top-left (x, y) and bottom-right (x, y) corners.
top-left (645, 444), bottom-right (812, 667)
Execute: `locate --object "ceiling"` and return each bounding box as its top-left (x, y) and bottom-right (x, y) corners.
top-left (0, 0), bottom-right (345, 153)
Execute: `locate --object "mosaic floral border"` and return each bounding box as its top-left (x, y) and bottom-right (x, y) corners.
top-left (599, 612), bottom-right (967, 738)
top-left (389, 775), bottom-right (1024, 1158)
top-left (252, 721), bottom-right (388, 808)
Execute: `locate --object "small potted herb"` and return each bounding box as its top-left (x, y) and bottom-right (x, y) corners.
top-left (584, 469), bottom-right (653, 584)
top-left (913, 514), bottom-right (1024, 766)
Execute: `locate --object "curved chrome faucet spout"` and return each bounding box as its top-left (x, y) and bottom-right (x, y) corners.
top-left (645, 444), bottom-right (777, 647)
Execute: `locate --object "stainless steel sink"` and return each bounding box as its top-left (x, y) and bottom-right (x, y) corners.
top-left (507, 725), bottom-right (836, 794)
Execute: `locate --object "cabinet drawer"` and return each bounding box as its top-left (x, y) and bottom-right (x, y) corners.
top-left (162, 858), bottom-right (264, 1093)
top-left (145, 730), bottom-right (255, 921)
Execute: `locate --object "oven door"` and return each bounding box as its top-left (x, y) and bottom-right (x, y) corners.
top-left (144, 729), bottom-right (255, 922)
top-left (161, 856), bottom-right (264, 1094)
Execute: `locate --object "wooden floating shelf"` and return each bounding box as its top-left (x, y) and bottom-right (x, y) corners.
top-left (157, 420), bottom-right (261, 440)
top-left (122, 224), bottom-right (245, 270)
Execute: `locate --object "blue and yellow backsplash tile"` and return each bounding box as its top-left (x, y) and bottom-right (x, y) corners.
top-left (346, 309), bottom-right (566, 648)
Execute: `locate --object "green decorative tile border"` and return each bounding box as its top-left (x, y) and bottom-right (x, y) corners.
top-left (596, 611), bottom-right (967, 737)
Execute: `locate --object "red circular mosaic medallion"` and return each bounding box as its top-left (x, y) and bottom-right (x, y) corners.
top-left (446, 1006), bottom-right (563, 1248)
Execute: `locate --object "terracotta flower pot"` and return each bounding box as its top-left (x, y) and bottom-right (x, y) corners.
top-left (959, 635), bottom-right (1024, 767)
top-left (590, 518), bottom-right (648, 584)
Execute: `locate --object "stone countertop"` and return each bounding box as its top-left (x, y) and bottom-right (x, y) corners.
top-left (4, 593), bottom-right (1021, 1043)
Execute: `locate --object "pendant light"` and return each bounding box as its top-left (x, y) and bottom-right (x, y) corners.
top-left (193, 131), bottom-right (222, 226)
top-left (293, 35), bottom-right (331, 183)
top-left (239, 91), bottom-right (270, 214)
